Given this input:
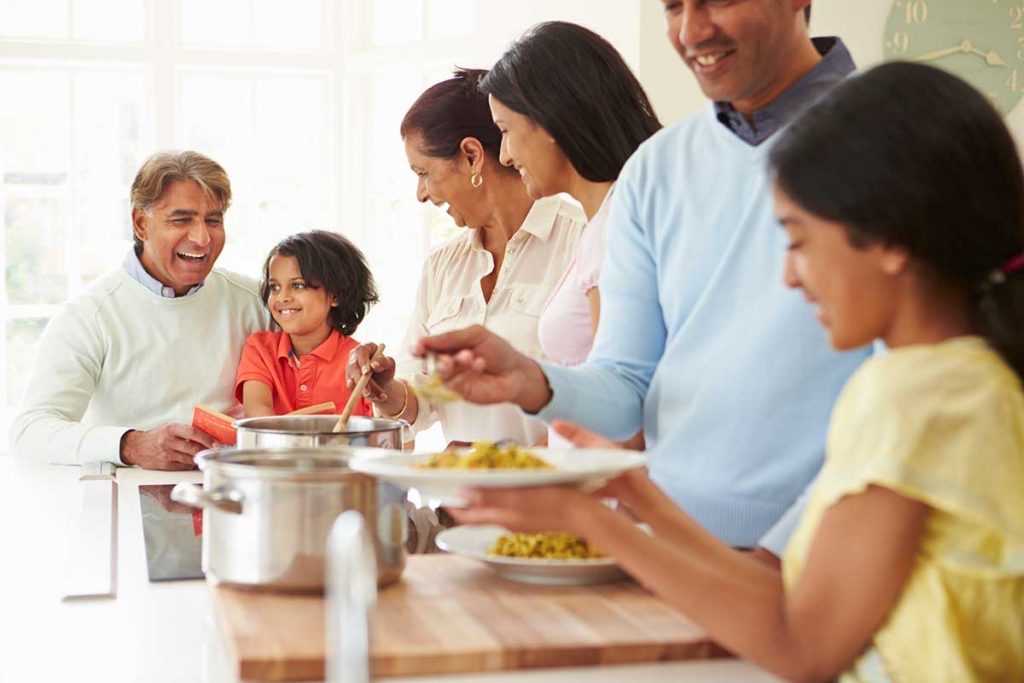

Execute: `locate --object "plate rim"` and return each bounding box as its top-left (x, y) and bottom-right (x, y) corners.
top-left (349, 448), bottom-right (646, 487)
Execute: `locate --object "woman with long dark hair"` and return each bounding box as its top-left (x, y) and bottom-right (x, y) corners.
top-left (481, 21), bottom-right (661, 370)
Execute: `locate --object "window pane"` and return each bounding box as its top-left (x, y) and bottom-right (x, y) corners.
top-left (178, 72), bottom-right (331, 278)
top-left (0, 71), bottom-right (71, 179)
top-left (6, 318), bottom-right (49, 405)
top-left (180, 0), bottom-right (322, 51)
top-left (254, 0), bottom-right (323, 51)
top-left (5, 195), bottom-right (68, 305)
top-left (73, 0), bottom-right (144, 43)
top-left (179, 0), bottom-right (250, 49)
top-left (347, 71), bottom-right (434, 342)
top-left (0, 0), bottom-right (69, 40)
top-left (425, 0), bottom-right (474, 40)
top-left (73, 71), bottom-right (150, 287)
top-left (371, 0), bottom-right (422, 46)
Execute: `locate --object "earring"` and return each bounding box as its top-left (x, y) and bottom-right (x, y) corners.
top-left (470, 172), bottom-right (483, 188)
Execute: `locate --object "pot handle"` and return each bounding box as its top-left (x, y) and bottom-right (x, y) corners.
top-left (170, 483), bottom-right (244, 515)
top-left (398, 419), bottom-right (414, 452)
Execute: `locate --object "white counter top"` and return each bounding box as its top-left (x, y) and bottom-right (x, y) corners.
top-left (0, 456), bottom-right (779, 683)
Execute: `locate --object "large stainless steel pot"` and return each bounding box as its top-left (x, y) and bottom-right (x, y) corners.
top-left (234, 415), bottom-right (408, 450)
top-left (171, 447), bottom-right (405, 592)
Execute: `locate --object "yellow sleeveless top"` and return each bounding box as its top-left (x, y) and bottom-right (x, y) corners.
top-left (783, 337), bottom-right (1024, 682)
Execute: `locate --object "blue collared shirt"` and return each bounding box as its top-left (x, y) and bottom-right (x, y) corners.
top-left (536, 36), bottom-right (870, 547)
top-left (122, 248), bottom-right (204, 297)
top-left (713, 37), bottom-right (854, 146)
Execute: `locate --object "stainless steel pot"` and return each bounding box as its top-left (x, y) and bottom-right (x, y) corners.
top-left (234, 415), bottom-right (408, 450)
top-left (171, 447), bottom-right (406, 592)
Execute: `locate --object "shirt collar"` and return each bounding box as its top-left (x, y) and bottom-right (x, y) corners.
top-left (468, 195), bottom-right (564, 251)
top-left (713, 37), bottom-right (855, 146)
top-left (276, 329), bottom-right (343, 363)
top-left (122, 248), bottom-right (205, 298)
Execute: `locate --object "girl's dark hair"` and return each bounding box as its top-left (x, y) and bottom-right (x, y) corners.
top-left (260, 230), bottom-right (379, 337)
top-left (480, 21), bottom-right (662, 182)
top-left (400, 67), bottom-right (511, 171)
top-left (770, 61), bottom-right (1024, 378)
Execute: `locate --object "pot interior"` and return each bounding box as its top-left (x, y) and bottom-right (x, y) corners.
top-left (233, 414), bottom-right (400, 436)
top-left (196, 447), bottom-right (357, 477)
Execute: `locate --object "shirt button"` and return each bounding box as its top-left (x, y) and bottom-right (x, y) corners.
top-left (300, 384), bottom-right (308, 391)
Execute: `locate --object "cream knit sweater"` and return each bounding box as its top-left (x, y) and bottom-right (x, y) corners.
top-left (9, 268), bottom-right (270, 465)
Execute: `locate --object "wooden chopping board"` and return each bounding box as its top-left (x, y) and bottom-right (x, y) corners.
top-left (211, 555), bottom-right (726, 681)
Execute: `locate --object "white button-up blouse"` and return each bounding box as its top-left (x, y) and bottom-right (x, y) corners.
top-left (397, 196), bottom-right (585, 445)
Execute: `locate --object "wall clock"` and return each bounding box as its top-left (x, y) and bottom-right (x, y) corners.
top-left (882, 0), bottom-right (1024, 115)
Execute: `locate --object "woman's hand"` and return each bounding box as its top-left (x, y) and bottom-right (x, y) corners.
top-left (346, 342), bottom-right (397, 402)
top-left (550, 419), bottom-right (654, 514)
top-left (414, 325), bottom-right (552, 411)
top-left (448, 485), bottom-right (600, 535)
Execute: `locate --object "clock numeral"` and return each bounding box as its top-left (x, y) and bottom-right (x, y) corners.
top-left (904, 0), bottom-right (928, 24)
top-left (888, 31), bottom-right (910, 55)
top-left (1011, 6), bottom-right (1024, 29)
top-left (1007, 68), bottom-right (1019, 92)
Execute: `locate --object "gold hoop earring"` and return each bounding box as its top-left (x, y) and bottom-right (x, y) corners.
top-left (470, 172), bottom-right (483, 188)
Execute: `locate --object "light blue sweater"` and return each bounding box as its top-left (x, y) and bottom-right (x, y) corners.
top-left (539, 107), bottom-right (871, 547)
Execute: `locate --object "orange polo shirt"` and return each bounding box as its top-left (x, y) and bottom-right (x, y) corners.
top-left (235, 330), bottom-right (372, 417)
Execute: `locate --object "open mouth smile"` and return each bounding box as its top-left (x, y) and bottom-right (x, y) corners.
top-left (690, 49), bottom-right (736, 73)
top-left (176, 251), bottom-right (207, 263)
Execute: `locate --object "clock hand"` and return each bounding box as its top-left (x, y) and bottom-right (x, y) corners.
top-left (969, 47), bottom-right (1008, 67)
top-left (912, 44), bottom-right (964, 62)
top-left (912, 41), bottom-right (1009, 67)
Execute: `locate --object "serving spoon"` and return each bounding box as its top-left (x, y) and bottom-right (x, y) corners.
top-left (334, 344), bottom-right (385, 432)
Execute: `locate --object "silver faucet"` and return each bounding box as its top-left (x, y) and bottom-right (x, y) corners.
top-left (326, 510), bottom-right (378, 683)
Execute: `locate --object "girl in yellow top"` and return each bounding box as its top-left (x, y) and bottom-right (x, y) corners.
top-left (450, 61), bottom-right (1024, 682)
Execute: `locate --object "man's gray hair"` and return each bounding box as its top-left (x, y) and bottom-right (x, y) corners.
top-left (130, 150), bottom-right (232, 251)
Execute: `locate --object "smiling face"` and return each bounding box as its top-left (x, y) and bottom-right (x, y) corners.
top-left (403, 131), bottom-right (491, 229)
top-left (661, 0), bottom-right (806, 114)
top-left (132, 180), bottom-right (225, 295)
top-left (266, 254), bottom-right (336, 345)
top-left (774, 186), bottom-right (907, 351)
top-left (488, 95), bottom-right (571, 199)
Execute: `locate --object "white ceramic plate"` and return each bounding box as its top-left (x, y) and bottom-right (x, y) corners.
top-left (435, 525), bottom-right (628, 586)
top-left (348, 448), bottom-right (646, 506)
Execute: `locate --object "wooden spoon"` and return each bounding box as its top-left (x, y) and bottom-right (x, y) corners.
top-left (333, 344), bottom-right (385, 432)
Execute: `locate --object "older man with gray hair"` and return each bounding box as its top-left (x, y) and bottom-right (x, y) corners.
top-left (10, 150), bottom-right (269, 470)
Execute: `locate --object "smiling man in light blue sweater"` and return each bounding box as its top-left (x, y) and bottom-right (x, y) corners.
top-left (417, 0), bottom-right (870, 553)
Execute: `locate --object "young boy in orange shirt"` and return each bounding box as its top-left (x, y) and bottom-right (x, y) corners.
top-left (236, 230), bottom-right (377, 417)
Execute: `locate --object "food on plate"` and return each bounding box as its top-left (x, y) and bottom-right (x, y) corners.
top-left (489, 531), bottom-right (605, 560)
top-left (415, 441), bottom-right (552, 469)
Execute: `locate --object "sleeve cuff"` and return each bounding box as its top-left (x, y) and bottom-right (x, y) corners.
top-left (77, 425), bottom-right (134, 466)
top-left (534, 361), bottom-right (575, 421)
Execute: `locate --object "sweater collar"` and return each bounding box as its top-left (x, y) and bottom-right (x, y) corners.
top-left (122, 248), bottom-right (205, 298)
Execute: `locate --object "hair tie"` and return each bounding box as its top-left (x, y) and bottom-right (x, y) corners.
top-left (985, 252), bottom-right (1024, 287)
top-left (1002, 252), bottom-right (1024, 276)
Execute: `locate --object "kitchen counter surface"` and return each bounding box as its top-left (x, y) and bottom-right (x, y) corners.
top-left (0, 456), bottom-right (781, 683)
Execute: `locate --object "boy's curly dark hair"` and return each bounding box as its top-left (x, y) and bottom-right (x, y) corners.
top-left (259, 230), bottom-right (379, 336)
